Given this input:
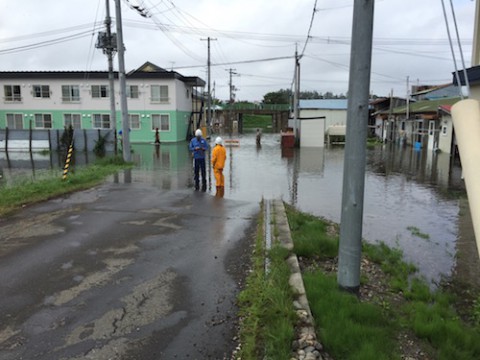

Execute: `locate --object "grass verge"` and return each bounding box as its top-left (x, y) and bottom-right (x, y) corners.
top-left (236, 208), bottom-right (296, 359)
top-left (242, 114), bottom-right (273, 132)
top-left (0, 156), bottom-right (132, 217)
top-left (285, 204), bottom-right (480, 360)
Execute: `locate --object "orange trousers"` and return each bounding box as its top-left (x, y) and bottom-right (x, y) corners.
top-left (214, 168), bottom-right (224, 187)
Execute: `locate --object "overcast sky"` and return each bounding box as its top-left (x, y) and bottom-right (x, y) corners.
top-left (0, 0), bottom-right (476, 101)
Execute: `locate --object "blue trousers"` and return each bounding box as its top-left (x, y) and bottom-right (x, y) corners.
top-left (194, 158), bottom-right (206, 189)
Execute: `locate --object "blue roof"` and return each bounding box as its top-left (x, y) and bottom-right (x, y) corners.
top-left (299, 99), bottom-right (348, 110)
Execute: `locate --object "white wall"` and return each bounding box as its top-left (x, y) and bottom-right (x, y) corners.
top-left (438, 114), bottom-right (453, 154)
top-left (301, 109), bottom-right (347, 128)
top-left (300, 118), bottom-right (325, 147)
top-left (0, 77), bottom-right (187, 112)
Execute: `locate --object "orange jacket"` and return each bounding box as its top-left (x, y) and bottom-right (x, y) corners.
top-left (212, 144), bottom-right (226, 170)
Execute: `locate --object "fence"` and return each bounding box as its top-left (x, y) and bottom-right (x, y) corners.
top-left (0, 128), bottom-right (117, 153)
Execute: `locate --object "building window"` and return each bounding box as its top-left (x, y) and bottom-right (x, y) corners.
top-left (150, 85), bottom-right (169, 103)
top-left (127, 85), bottom-right (139, 99)
top-left (6, 113), bottom-right (23, 129)
top-left (91, 85), bottom-right (109, 98)
top-left (62, 85), bottom-right (80, 102)
top-left (93, 114), bottom-right (111, 129)
top-left (4, 85), bottom-right (21, 102)
top-left (129, 114), bottom-right (140, 129)
top-left (152, 114), bottom-right (170, 131)
top-left (33, 85), bottom-right (50, 98)
top-left (34, 114), bottom-right (52, 129)
top-left (64, 114), bottom-right (82, 129)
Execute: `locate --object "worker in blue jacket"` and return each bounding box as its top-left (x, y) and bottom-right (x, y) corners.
top-left (189, 129), bottom-right (209, 191)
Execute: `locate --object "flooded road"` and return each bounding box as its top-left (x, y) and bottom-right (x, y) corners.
top-left (125, 134), bottom-right (473, 284)
top-left (1, 133), bottom-right (475, 284)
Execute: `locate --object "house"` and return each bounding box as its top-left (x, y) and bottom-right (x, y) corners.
top-left (297, 99), bottom-right (348, 146)
top-left (411, 83), bottom-right (460, 101)
top-left (370, 97), bottom-right (407, 140)
top-left (374, 97), bottom-right (460, 150)
top-left (0, 61), bottom-right (205, 143)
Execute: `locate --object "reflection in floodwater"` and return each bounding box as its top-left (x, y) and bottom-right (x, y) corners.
top-left (1, 136), bottom-right (477, 285)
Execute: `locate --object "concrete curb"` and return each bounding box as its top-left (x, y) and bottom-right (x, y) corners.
top-left (271, 199), bottom-right (324, 360)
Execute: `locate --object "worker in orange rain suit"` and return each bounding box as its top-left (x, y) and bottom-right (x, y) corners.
top-left (211, 136), bottom-right (227, 197)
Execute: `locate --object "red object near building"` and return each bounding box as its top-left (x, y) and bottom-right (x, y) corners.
top-left (281, 128), bottom-right (295, 148)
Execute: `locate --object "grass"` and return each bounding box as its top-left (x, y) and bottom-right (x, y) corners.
top-left (285, 205), bottom-right (480, 360)
top-left (0, 156), bottom-right (132, 216)
top-left (407, 225), bottom-right (430, 240)
top-left (287, 204), bottom-right (339, 258)
top-left (236, 208), bottom-right (296, 360)
top-left (304, 272), bottom-right (398, 360)
top-left (242, 114), bottom-right (273, 132)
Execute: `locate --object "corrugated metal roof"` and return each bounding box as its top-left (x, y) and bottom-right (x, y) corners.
top-left (391, 97), bottom-right (459, 115)
top-left (299, 99), bottom-right (348, 110)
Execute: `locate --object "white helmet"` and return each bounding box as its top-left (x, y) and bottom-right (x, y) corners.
top-left (195, 129), bottom-right (202, 137)
top-left (215, 136), bottom-right (223, 145)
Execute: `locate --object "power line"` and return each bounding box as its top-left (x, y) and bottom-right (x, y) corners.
top-left (0, 29), bottom-right (103, 55)
top-left (300, 0), bottom-right (318, 58)
top-left (173, 55), bottom-right (294, 69)
top-left (0, 22), bottom-right (103, 44)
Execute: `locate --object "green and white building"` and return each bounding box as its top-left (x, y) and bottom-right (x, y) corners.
top-left (0, 62), bottom-right (205, 143)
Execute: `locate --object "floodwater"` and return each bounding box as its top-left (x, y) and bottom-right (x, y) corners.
top-left (124, 134), bottom-right (474, 285)
top-left (2, 134), bottom-right (477, 285)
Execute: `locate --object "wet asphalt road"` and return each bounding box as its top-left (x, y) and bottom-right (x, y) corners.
top-left (0, 177), bottom-right (258, 359)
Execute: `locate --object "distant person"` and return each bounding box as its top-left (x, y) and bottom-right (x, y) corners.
top-left (212, 136), bottom-right (226, 197)
top-left (256, 128), bottom-right (262, 146)
top-left (154, 128), bottom-right (160, 144)
top-left (189, 129), bottom-right (209, 191)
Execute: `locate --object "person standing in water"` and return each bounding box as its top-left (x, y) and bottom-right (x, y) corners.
top-left (189, 129), bottom-right (209, 191)
top-left (211, 136), bottom-right (226, 197)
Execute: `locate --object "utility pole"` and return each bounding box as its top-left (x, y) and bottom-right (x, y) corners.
top-left (114, 0), bottom-right (131, 162)
top-left (105, 0), bottom-right (116, 141)
top-left (406, 76), bottom-right (410, 121)
top-left (337, 0), bottom-right (375, 293)
top-left (293, 46), bottom-right (301, 146)
top-left (227, 68), bottom-right (237, 104)
top-left (227, 68), bottom-right (238, 134)
top-left (472, 0), bottom-right (480, 66)
top-left (201, 37), bottom-right (217, 131)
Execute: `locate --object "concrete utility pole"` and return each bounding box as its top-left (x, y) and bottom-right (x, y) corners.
top-left (114, 0), bottom-right (131, 162)
top-left (293, 46), bottom-right (300, 143)
top-left (296, 53), bottom-right (301, 145)
top-left (105, 0), bottom-right (117, 137)
top-left (227, 68), bottom-right (238, 134)
top-left (337, 0), bottom-right (375, 293)
top-left (228, 68), bottom-right (236, 104)
top-left (472, 0), bottom-right (480, 66)
top-left (201, 37), bottom-right (217, 130)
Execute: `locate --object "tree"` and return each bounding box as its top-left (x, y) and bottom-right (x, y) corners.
top-left (263, 88), bottom-right (292, 104)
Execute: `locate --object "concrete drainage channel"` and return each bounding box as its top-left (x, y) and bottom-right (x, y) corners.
top-left (264, 199), bottom-right (324, 360)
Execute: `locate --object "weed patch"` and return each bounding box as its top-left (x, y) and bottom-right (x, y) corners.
top-left (285, 206), bottom-right (480, 360)
top-left (0, 156), bottom-right (131, 216)
top-left (236, 211), bottom-right (296, 359)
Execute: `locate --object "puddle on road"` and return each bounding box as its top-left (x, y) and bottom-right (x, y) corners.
top-left (116, 136), bottom-right (474, 284)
